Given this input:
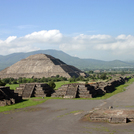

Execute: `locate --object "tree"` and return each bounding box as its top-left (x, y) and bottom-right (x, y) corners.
top-left (88, 70), bottom-right (93, 74)
top-left (100, 73), bottom-right (107, 80)
top-left (69, 76), bottom-right (76, 82)
top-left (2, 78), bottom-right (10, 84)
top-left (12, 79), bottom-right (18, 84)
top-left (18, 77), bottom-right (23, 83)
top-left (48, 81), bottom-right (56, 89)
top-left (0, 79), bottom-right (6, 86)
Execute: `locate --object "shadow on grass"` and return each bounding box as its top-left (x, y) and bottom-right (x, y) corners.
top-left (16, 99), bottom-right (28, 104)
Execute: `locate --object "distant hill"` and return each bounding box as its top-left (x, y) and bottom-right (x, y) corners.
top-left (0, 49), bottom-right (133, 71)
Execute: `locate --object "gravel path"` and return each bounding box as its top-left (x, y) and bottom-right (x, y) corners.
top-left (101, 82), bottom-right (134, 109)
top-left (1, 83), bottom-right (134, 134)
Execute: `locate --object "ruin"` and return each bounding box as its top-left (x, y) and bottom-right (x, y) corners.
top-left (85, 108), bottom-right (134, 123)
top-left (15, 83), bottom-right (54, 99)
top-left (52, 83), bottom-right (97, 98)
top-left (0, 54), bottom-right (86, 79)
top-left (0, 86), bottom-right (22, 106)
top-left (52, 76), bottom-right (131, 98)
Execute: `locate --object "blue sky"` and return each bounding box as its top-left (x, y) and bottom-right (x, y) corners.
top-left (0, 0), bottom-right (134, 61)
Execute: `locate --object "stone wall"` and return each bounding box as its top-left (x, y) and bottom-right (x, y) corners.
top-left (52, 76), bottom-right (131, 98)
top-left (15, 83), bottom-right (54, 98)
top-left (51, 83), bottom-right (97, 98)
top-left (0, 86), bottom-right (22, 106)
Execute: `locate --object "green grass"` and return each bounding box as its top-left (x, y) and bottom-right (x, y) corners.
top-left (54, 81), bottom-right (78, 89)
top-left (0, 97), bottom-right (49, 112)
top-left (0, 97), bottom-right (65, 113)
top-left (5, 84), bottom-right (19, 90)
top-left (5, 81), bottom-right (78, 90)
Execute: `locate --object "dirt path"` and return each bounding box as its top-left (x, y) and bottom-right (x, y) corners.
top-left (1, 83), bottom-right (134, 134)
top-left (101, 82), bottom-right (134, 109)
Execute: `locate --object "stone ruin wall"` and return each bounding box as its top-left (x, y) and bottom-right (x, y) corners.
top-left (0, 86), bottom-right (22, 106)
top-left (15, 83), bottom-right (55, 99)
top-left (0, 76), bottom-right (132, 106)
top-left (52, 76), bottom-right (132, 98)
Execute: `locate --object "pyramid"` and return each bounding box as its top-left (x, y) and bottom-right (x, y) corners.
top-left (0, 54), bottom-right (86, 79)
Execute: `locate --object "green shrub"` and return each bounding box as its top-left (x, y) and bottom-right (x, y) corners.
top-left (0, 79), bottom-right (6, 86)
top-left (48, 81), bottom-right (56, 89)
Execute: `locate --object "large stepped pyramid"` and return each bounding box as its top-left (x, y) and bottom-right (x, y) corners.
top-left (0, 54), bottom-right (86, 79)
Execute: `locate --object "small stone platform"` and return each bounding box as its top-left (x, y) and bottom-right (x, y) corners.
top-left (86, 109), bottom-right (134, 123)
top-left (15, 83), bottom-right (54, 99)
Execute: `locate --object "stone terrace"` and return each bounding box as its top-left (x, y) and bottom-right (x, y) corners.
top-left (0, 86), bottom-right (22, 106)
top-left (15, 83), bottom-right (54, 99)
top-left (52, 76), bottom-right (131, 98)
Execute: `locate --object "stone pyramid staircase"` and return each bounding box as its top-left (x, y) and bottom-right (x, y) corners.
top-left (78, 84), bottom-right (92, 98)
top-left (64, 84), bottom-right (78, 98)
top-left (22, 84), bottom-right (35, 98)
top-left (15, 83), bottom-right (54, 98)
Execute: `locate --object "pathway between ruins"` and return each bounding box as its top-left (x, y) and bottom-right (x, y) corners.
top-left (101, 82), bottom-right (134, 109)
top-left (1, 83), bottom-right (134, 134)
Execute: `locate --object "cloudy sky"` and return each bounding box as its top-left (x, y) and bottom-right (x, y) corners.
top-left (0, 0), bottom-right (134, 61)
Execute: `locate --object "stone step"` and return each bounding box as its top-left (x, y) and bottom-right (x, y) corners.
top-left (22, 84), bottom-right (35, 98)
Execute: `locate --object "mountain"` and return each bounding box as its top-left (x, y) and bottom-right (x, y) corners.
top-left (0, 49), bottom-right (133, 71)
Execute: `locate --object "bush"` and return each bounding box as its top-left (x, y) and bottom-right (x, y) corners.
top-left (48, 81), bottom-right (56, 89)
top-left (69, 76), bottom-right (76, 82)
top-left (0, 79), bottom-right (6, 86)
top-left (12, 80), bottom-right (18, 84)
top-left (100, 73), bottom-right (107, 80)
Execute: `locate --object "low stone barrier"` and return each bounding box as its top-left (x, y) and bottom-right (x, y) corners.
top-left (87, 108), bottom-right (134, 124)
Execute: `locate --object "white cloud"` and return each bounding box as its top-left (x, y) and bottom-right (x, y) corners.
top-left (0, 30), bottom-right (62, 55)
top-left (5, 36), bottom-right (17, 44)
top-left (25, 30), bottom-right (62, 42)
top-left (0, 29), bottom-right (134, 60)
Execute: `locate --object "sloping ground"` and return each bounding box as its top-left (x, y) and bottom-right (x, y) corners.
top-left (0, 54), bottom-right (86, 79)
